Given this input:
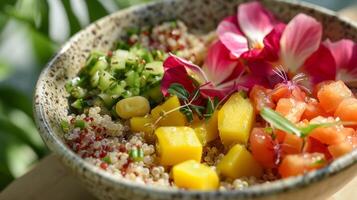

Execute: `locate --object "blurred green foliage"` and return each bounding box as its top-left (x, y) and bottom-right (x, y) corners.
top-left (0, 0), bottom-right (153, 190)
top-left (0, 0), bottom-right (352, 192)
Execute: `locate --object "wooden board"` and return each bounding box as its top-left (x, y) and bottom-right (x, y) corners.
top-left (0, 154), bottom-right (356, 200)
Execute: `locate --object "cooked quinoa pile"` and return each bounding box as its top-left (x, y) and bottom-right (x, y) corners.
top-left (63, 107), bottom-right (276, 190)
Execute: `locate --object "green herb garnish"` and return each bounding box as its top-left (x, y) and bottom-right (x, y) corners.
top-left (260, 107), bottom-right (341, 138)
top-left (129, 147), bottom-right (144, 162)
top-left (74, 119), bottom-right (86, 129)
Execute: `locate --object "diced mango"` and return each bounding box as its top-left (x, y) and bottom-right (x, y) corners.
top-left (217, 144), bottom-right (262, 179)
top-left (151, 96), bottom-right (187, 126)
top-left (192, 111), bottom-right (219, 145)
top-left (172, 160), bottom-right (219, 190)
top-left (218, 93), bottom-right (255, 145)
top-left (130, 115), bottom-right (154, 134)
top-left (155, 127), bottom-right (202, 165)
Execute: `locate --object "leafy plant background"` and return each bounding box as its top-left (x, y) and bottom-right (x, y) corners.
top-left (0, 0), bottom-right (354, 191)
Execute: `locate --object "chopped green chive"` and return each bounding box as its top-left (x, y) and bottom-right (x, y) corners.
top-left (74, 119), bottom-right (86, 129)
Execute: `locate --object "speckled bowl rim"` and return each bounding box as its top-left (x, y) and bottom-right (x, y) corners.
top-left (34, 0), bottom-right (357, 198)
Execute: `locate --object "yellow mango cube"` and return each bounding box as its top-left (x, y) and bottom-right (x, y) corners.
top-left (192, 111), bottom-right (219, 145)
top-left (151, 96), bottom-right (187, 126)
top-left (218, 93), bottom-right (254, 145)
top-left (172, 160), bottom-right (219, 190)
top-left (217, 144), bottom-right (262, 179)
top-left (155, 127), bottom-right (202, 166)
top-left (130, 115), bottom-right (154, 134)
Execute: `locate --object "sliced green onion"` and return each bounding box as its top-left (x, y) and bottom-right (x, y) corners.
top-left (260, 107), bottom-right (302, 137)
top-left (129, 147), bottom-right (144, 162)
top-left (74, 119), bottom-right (86, 129)
top-left (102, 155), bottom-right (112, 164)
top-left (60, 120), bottom-right (70, 132)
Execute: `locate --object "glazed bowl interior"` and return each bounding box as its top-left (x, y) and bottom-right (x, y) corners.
top-left (34, 0), bottom-right (357, 199)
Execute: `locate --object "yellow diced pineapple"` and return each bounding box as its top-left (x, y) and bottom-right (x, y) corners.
top-left (151, 96), bottom-right (187, 126)
top-left (192, 111), bottom-right (219, 145)
top-left (218, 92), bottom-right (254, 145)
top-left (130, 115), bottom-right (154, 134)
top-left (155, 127), bottom-right (202, 166)
top-left (217, 144), bottom-right (262, 179)
top-left (172, 160), bottom-right (219, 190)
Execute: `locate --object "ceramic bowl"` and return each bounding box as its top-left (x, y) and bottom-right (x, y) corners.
top-left (34, 0), bottom-right (357, 199)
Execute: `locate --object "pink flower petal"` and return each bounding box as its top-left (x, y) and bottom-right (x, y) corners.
top-left (238, 1), bottom-right (278, 48)
top-left (217, 16), bottom-right (249, 58)
top-left (163, 53), bottom-right (208, 82)
top-left (303, 44), bottom-right (336, 84)
top-left (160, 66), bottom-right (195, 97)
top-left (261, 23), bottom-right (286, 61)
top-left (324, 39), bottom-right (357, 84)
top-left (203, 40), bottom-right (241, 85)
top-left (280, 14), bottom-right (322, 72)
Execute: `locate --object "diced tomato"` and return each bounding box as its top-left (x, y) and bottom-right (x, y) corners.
top-left (313, 80), bottom-right (334, 98)
top-left (291, 86), bottom-right (306, 102)
top-left (271, 84), bottom-right (306, 103)
top-left (328, 142), bottom-right (353, 159)
top-left (278, 153), bottom-right (327, 178)
top-left (280, 133), bottom-right (303, 156)
top-left (302, 98), bottom-right (327, 120)
top-left (309, 126), bottom-right (346, 145)
top-left (275, 98), bottom-right (306, 123)
top-left (317, 81), bottom-right (353, 113)
top-left (271, 84), bottom-right (291, 103)
top-left (328, 128), bottom-right (357, 158)
top-left (249, 128), bottom-right (277, 169)
top-left (304, 137), bottom-right (332, 161)
top-left (335, 98), bottom-right (357, 125)
top-left (250, 85), bottom-right (275, 113)
top-left (275, 130), bottom-right (286, 143)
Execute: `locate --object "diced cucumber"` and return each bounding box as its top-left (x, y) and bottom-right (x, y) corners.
top-left (90, 71), bottom-right (100, 87)
top-left (145, 85), bottom-right (163, 103)
top-left (110, 50), bottom-right (130, 70)
top-left (89, 56), bottom-right (108, 75)
top-left (107, 83), bottom-right (125, 96)
top-left (98, 71), bottom-right (115, 91)
top-left (98, 93), bottom-right (118, 108)
top-left (85, 51), bottom-right (105, 67)
top-left (71, 86), bottom-right (86, 99)
top-left (125, 71), bottom-right (140, 88)
top-left (65, 77), bottom-right (81, 93)
top-left (144, 61), bottom-right (164, 75)
top-left (71, 99), bottom-right (85, 110)
top-left (122, 90), bottom-right (132, 98)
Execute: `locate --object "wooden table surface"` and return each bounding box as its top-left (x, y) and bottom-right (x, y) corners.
top-left (1, 5), bottom-right (357, 200)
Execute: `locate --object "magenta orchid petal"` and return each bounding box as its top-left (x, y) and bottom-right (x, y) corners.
top-left (203, 40), bottom-right (241, 85)
top-left (324, 39), bottom-right (357, 84)
top-left (160, 66), bottom-right (195, 96)
top-left (164, 53), bottom-right (208, 82)
top-left (303, 44), bottom-right (336, 84)
top-left (238, 1), bottom-right (278, 48)
top-left (217, 16), bottom-right (249, 58)
top-left (280, 14), bottom-right (322, 73)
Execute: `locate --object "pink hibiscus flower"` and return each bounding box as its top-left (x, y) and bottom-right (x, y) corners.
top-left (324, 39), bottom-right (357, 87)
top-left (161, 40), bottom-right (263, 100)
top-left (217, 1), bottom-right (280, 59)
